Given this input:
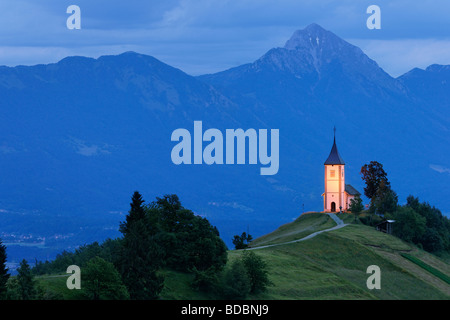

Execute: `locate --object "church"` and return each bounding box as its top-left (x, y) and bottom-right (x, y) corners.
top-left (322, 131), bottom-right (360, 212)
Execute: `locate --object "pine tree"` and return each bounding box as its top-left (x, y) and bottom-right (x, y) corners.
top-left (0, 239), bottom-right (10, 299)
top-left (119, 191), bottom-right (165, 299)
top-left (119, 191), bottom-right (146, 235)
top-left (17, 259), bottom-right (36, 300)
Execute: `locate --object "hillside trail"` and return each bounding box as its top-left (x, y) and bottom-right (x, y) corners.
top-left (247, 213), bottom-right (347, 251)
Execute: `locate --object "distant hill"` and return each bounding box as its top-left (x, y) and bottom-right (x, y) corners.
top-left (1, 23), bottom-right (450, 266)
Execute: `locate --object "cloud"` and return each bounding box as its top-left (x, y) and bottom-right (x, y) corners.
top-left (0, 145), bottom-right (16, 154)
top-left (69, 138), bottom-right (112, 157)
top-left (429, 164), bottom-right (450, 174)
top-left (208, 201), bottom-right (254, 213)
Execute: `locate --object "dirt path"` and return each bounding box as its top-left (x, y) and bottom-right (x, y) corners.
top-left (247, 213), bottom-right (347, 251)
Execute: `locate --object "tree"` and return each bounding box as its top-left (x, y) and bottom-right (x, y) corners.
top-left (348, 196), bottom-right (364, 214)
top-left (361, 162), bottom-right (398, 215)
top-left (0, 239), bottom-right (10, 299)
top-left (83, 256), bottom-right (129, 300)
top-left (232, 232), bottom-right (253, 250)
top-left (119, 191), bottom-right (146, 235)
top-left (405, 195), bottom-right (420, 212)
top-left (404, 195), bottom-right (450, 253)
top-left (241, 251), bottom-right (271, 294)
top-left (153, 194), bottom-right (228, 272)
top-left (16, 259), bottom-right (36, 300)
top-left (392, 207), bottom-right (426, 244)
top-left (360, 161), bottom-right (390, 200)
top-left (119, 192), bottom-right (165, 300)
top-left (421, 228), bottom-right (444, 253)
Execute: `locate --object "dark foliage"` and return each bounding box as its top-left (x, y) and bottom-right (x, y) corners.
top-left (232, 232), bottom-right (253, 250)
top-left (148, 194), bottom-right (228, 272)
top-left (0, 239), bottom-right (10, 299)
top-left (360, 161), bottom-right (390, 200)
top-left (31, 192), bottom-right (229, 299)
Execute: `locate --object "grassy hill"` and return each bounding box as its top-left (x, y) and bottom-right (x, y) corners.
top-left (35, 212), bottom-right (450, 300)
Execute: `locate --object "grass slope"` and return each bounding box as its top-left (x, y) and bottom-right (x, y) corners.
top-left (36, 212), bottom-right (450, 300)
top-left (248, 212), bottom-right (336, 247)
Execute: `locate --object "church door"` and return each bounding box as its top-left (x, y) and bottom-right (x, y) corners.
top-left (331, 202), bottom-right (336, 212)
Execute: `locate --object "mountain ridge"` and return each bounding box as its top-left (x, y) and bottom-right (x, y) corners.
top-left (1, 24), bottom-right (450, 267)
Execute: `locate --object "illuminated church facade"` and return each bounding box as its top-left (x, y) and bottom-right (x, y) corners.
top-left (322, 131), bottom-right (360, 212)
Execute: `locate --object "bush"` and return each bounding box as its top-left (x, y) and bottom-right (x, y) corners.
top-left (349, 196), bottom-right (364, 214)
top-left (221, 259), bottom-right (251, 299)
top-left (191, 266), bottom-right (221, 293)
top-left (83, 256), bottom-right (130, 300)
top-left (359, 213), bottom-right (383, 226)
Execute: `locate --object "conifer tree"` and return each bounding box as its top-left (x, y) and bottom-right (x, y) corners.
top-left (119, 191), bottom-right (146, 235)
top-left (0, 239), bottom-right (10, 299)
top-left (17, 259), bottom-right (36, 300)
top-left (119, 191), bottom-right (164, 299)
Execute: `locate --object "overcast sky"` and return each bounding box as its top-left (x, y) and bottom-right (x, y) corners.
top-left (0, 0), bottom-right (449, 77)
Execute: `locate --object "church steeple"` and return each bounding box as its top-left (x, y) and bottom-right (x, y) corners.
top-left (322, 128), bottom-right (360, 213)
top-left (324, 127), bottom-right (345, 165)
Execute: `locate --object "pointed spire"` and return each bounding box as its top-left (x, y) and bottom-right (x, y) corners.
top-left (324, 127), bottom-right (345, 165)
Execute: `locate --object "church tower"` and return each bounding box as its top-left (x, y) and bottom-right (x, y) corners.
top-left (322, 128), bottom-right (345, 212)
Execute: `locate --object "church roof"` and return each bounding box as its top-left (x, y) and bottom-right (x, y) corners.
top-left (345, 184), bottom-right (361, 196)
top-left (324, 136), bottom-right (345, 165)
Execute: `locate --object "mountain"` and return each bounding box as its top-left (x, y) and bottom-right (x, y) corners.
top-left (398, 64), bottom-right (450, 122)
top-left (1, 24), bottom-right (450, 266)
top-left (0, 51), bottom-right (276, 265)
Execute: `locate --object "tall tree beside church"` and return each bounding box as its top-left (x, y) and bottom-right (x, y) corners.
top-left (119, 191), bottom-right (164, 300)
top-left (360, 161), bottom-right (390, 200)
top-left (361, 161), bottom-right (398, 215)
top-left (0, 239), bottom-right (10, 299)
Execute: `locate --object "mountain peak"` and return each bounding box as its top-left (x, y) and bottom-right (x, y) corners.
top-left (284, 23), bottom-right (345, 52)
top-left (304, 23), bottom-right (326, 32)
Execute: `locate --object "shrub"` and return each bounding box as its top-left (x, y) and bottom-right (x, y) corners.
top-left (221, 259), bottom-right (251, 299)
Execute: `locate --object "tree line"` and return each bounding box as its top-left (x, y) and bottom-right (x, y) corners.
top-left (0, 192), bottom-right (270, 300)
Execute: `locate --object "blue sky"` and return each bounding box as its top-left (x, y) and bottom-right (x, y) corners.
top-left (0, 0), bottom-right (449, 77)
